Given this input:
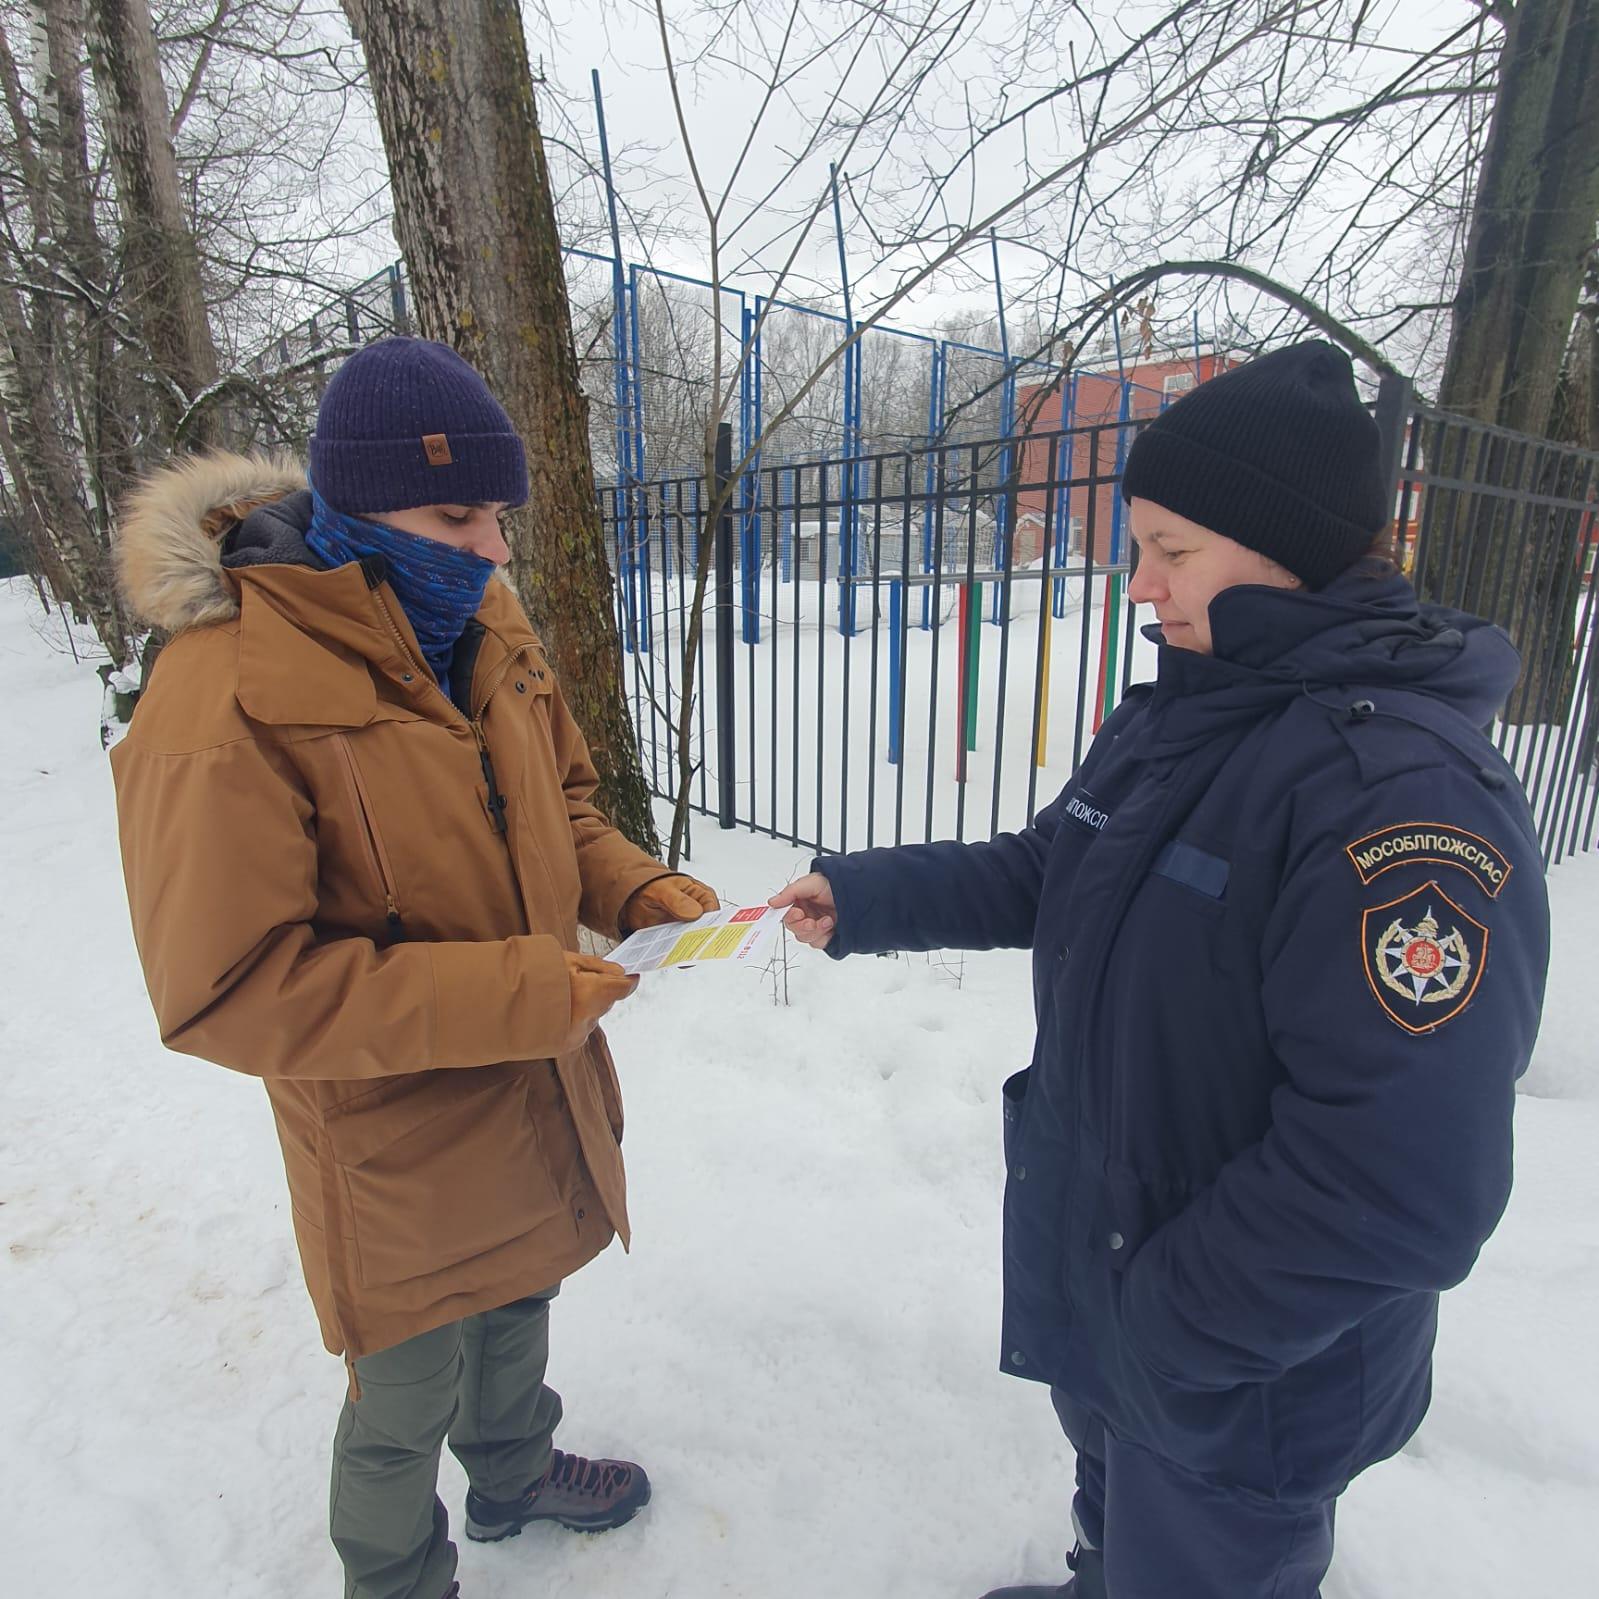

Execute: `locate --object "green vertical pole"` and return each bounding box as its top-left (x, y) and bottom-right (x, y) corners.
top-left (1101, 571), bottom-right (1123, 722)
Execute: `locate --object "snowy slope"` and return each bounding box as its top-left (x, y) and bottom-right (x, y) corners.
top-left (3, 578), bottom-right (1594, 1598)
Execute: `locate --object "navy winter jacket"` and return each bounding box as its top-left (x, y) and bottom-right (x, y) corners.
top-left (816, 569), bottom-right (1549, 1502)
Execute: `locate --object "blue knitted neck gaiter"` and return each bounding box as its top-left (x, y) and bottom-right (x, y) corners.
top-left (306, 490), bottom-right (496, 682)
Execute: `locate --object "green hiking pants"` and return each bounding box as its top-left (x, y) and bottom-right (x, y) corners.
top-left (329, 1288), bottom-right (561, 1599)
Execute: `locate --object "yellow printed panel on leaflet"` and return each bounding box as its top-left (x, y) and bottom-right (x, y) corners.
top-left (662, 927), bottom-right (716, 964)
top-left (697, 925), bottom-right (747, 961)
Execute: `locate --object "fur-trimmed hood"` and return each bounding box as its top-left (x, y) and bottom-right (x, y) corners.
top-left (116, 450), bottom-right (307, 632)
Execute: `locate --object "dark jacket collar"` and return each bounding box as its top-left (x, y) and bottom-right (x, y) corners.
top-left (223, 488), bottom-right (321, 571)
top-left (1145, 566), bottom-right (1519, 734)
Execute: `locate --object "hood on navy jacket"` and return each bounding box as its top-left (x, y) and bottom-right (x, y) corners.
top-left (1204, 564), bottom-right (1517, 723)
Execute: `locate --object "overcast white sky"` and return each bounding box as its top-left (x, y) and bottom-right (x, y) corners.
top-left (557, 1), bottom-right (1485, 368)
top-left (317, 0), bottom-right (1490, 386)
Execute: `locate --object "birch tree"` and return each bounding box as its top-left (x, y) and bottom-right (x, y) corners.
top-left (84, 0), bottom-right (221, 444)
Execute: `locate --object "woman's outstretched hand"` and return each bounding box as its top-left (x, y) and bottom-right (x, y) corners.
top-left (769, 873), bottom-right (837, 950)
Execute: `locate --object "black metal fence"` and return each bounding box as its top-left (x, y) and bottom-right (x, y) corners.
top-left (602, 402), bottom-right (1599, 867)
top-left (1399, 405), bottom-right (1599, 864)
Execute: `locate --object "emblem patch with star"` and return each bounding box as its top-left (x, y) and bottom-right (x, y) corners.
top-left (1361, 880), bottom-right (1488, 1033)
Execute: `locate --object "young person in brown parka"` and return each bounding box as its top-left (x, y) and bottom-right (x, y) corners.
top-left (110, 336), bottom-right (715, 1599)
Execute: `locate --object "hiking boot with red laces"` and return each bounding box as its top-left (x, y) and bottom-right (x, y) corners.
top-left (463, 1448), bottom-right (651, 1540)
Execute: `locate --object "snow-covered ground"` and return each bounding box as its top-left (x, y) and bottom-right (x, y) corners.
top-left (3, 576), bottom-right (1595, 1598)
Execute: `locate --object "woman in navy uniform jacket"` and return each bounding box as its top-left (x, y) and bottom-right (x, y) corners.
top-left (771, 343), bottom-right (1550, 1599)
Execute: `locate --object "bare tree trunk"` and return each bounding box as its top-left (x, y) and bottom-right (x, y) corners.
top-left (1438, 0), bottom-right (1599, 434)
top-left (0, 280), bottom-right (131, 662)
top-left (1552, 249), bottom-right (1599, 766)
top-left (43, 0), bottom-right (137, 522)
top-left (0, 408), bottom-right (75, 601)
top-left (0, 11), bottom-right (130, 662)
top-left (1425, 0), bottom-right (1599, 722)
top-left (1587, 260), bottom-right (1599, 451)
top-left (341, 0), bottom-right (658, 853)
top-left (0, 19), bottom-right (49, 242)
top-left (1551, 247), bottom-right (1599, 452)
top-left (84, 0), bottom-right (221, 448)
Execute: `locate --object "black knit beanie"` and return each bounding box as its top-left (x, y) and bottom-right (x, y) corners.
top-left (310, 336), bottom-right (529, 515)
top-left (1119, 340), bottom-right (1388, 589)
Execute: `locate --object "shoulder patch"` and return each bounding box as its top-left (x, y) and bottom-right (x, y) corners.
top-left (1361, 881), bottom-right (1487, 1034)
top-left (1345, 821), bottom-right (1511, 899)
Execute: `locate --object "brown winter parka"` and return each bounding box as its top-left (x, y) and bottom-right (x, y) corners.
top-left (110, 452), bottom-right (671, 1360)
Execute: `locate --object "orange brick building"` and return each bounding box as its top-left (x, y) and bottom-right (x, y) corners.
top-left (1011, 350), bottom-right (1238, 565)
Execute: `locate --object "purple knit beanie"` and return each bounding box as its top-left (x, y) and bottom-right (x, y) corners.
top-left (310, 337), bottom-right (529, 514)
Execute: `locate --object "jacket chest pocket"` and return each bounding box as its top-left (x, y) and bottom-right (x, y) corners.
top-left (1148, 839), bottom-right (1229, 914)
top-left (1115, 839), bottom-right (1236, 999)
top-left (328, 732), bottom-right (404, 936)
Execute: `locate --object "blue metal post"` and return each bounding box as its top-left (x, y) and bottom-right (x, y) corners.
top-left (990, 231), bottom-right (1014, 625)
top-left (627, 262), bottom-right (652, 646)
top-left (992, 366), bottom-right (1017, 624)
top-left (888, 578), bottom-right (903, 763)
top-left (852, 334), bottom-right (865, 597)
top-left (387, 264), bottom-right (408, 334)
top-left (755, 297), bottom-right (792, 585)
top-left (1053, 373), bottom-right (1078, 619)
top-left (1108, 316), bottom-right (1132, 569)
top-left (738, 299), bottom-right (753, 483)
top-left (850, 342), bottom-right (865, 627)
top-left (739, 299), bottom-right (760, 644)
top-left (831, 164), bottom-right (858, 637)
top-left (627, 263), bottom-right (650, 557)
top-left (922, 342), bottom-right (945, 628)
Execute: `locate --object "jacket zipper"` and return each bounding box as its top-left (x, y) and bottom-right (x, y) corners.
top-left (364, 577), bottom-right (581, 1056)
top-left (365, 575), bottom-right (454, 716)
top-left (470, 642), bottom-right (533, 839)
top-left (469, 635), bottom-right (575, 943)
top-left (332, 733), bottom-right (403, 936)
top-left (466, 633), bottom-right (534, 837)
top-left (363, 574), bottom-right (525, 838)
top-left (475, 728), bottom-right (509, 835)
